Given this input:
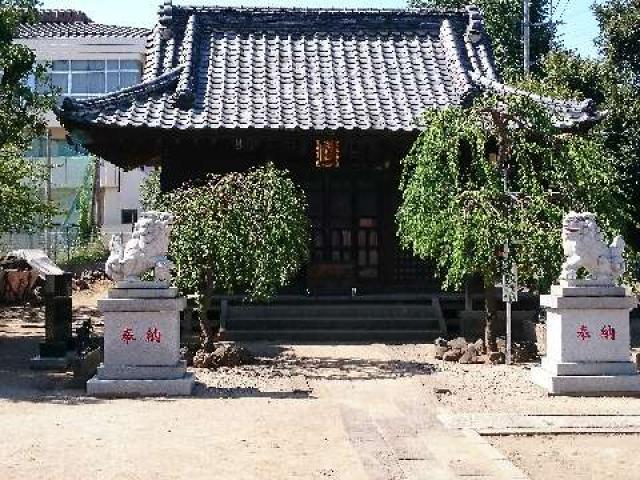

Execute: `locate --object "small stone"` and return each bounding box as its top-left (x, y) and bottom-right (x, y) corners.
top-left (443, 349), bottom-right (463, 362)
top-left (459, 345), bottom-right (478, 364)
top-left (434, 337), bottom-right (448, 347)
top-left (487, 351), bottom-right (505, 364)
top-left (447, 337), bottom-right (467, 350)
top-left (434, 345), bottom-right (447, 360)
top-left (474, 338), bottom-right (484, 353)
top-left (433, 387), bottom-right (451, 395)
top-left (192, 343), bottom-right (256, 369)
top-left (512, 341), bottom-right (538, 363)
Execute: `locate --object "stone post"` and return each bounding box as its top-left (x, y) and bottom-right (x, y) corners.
top-left (30, 273), bottom-right (73, 369)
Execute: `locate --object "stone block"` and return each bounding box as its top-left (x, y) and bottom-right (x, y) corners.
top-left (44, 273), bottom-right (72, 297)
top-left (103, 311), bottom-right (181, 367)
top-left (98, 297), bottom-right (187, 312)
top-left (38, 341), bottom-right (68, 358)
top-left (545, 309), bottom-right (631, 363)
top-left (108, 287), bottom-right (178, 299)
top-left (30, 355), bottom-right (69, 370)
top-left (541, 295), bottom-right (637, 310)
top-left (44, 297), bottom-right (72, 343)
top-left (87, 373), bottom-right (195, 397)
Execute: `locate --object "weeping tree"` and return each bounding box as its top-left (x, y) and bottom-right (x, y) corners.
top-left (145, 164), bottom-right (310, 350)
top-left (397, 94), bottom-right (628, 351)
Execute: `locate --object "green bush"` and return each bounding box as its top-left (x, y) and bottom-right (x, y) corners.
top-left (60, 240), bottom-right (109, 269)
top-left (160, 163), bottom-right (310, 302)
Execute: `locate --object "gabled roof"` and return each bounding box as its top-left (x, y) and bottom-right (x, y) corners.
top-left (58, 3), bottom-right (600, 133)
top-left (17, 9), bottom-right (149, 39)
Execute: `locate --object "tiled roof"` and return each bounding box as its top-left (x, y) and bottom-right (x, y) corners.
top-left (38, 10), bottom-right (92, 24)
top-left (17, 9), bottom-right (149, 39)
top-left (472, 74), bottom-right (604, 129)
top-left (58, 4), bottom-right (600, 132)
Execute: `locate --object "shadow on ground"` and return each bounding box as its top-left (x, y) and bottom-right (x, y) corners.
top-left (1, 302), bottom-right (437, 404)
top-left (263, 355), bottom-right (436, 381)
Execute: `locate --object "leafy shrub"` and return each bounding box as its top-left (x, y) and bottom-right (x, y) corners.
top-left (162, 163), bottom-right (310, 302)
top-left (60, 240), bottom-right (109, 269)
top-left (139, 169), bottom-right (162, 211)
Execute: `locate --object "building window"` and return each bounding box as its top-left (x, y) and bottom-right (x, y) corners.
top-left (315, 139), bottom-right (341, 168)
top-left (121, 209), bottom-right (138, 225)
top-left (43, 59), bottom-right (142, 99)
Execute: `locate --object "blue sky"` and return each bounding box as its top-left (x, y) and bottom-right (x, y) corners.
top-left (42, 0), bottom-right (600, 57)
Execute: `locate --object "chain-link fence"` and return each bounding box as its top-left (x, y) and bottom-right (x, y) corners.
top-left (0, 226), bottom-right (85, 264)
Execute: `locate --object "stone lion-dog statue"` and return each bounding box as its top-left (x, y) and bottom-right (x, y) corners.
top-left (560, 211), bottom-right (625, 284)
top-left (105, 211), bottom-right (175, 283)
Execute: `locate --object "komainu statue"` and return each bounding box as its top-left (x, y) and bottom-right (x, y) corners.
top-left (559, 211), bottom-right (625, 285)
top-left (105, 211), bottom-right (175, 283)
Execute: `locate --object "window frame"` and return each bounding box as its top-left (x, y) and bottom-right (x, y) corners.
top-left (43, 59), bottom-right (142, 99)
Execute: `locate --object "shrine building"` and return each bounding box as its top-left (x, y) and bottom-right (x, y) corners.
top-left (58, 2), bottom-right (599, 299)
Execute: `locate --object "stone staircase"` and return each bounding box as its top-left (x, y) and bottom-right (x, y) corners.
top-left (218, 295), bottom-right (447, 341)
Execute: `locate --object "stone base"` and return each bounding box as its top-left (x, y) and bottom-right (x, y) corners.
top-left (97, 361), bottom-right (187, 380)
top-left (87, 373), bottom-right (195, 397)
top-left (551, 285), bottom-right (627, 297)
top-left (108, 287), bottom-right (178, 299)
top-left (114, 280), bottom-right (170, 290)
top-left (30, 355), bottom-right (69, 370)
top-left (532, 365), bottom-right (640, 395)
top-left (540, 357), bottom-right (637, 376)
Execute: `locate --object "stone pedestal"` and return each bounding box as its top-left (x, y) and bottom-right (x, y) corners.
top-left (87, 282), bottom-right (194, 397)
top-left (532, 284), bottom-right (640, 395)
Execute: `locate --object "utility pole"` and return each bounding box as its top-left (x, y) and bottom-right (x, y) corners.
top-left (44, 129), bottom-right (52, 257)
top-left (90, 156), bottom-right (100, 240)
top-left (523, 0), bottom-right (530, 75)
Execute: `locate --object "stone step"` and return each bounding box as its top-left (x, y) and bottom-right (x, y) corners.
top-left (223, 329), bottom-right (442, 341)
top-left (229, 305), bottom-right (439, 319)
top-left (226, 317), bottom-right (442, 331)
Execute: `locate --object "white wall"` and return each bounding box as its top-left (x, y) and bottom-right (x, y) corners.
top-left (101, 163), bottom-right (152, 234)
top-left (17, 33), bottom-right (149, 234)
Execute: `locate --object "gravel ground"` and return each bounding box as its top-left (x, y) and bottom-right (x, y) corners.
top-left (3, 289), bottom-right (640, 479)
top-left (489, 434), bottom-right (640, 480)
top-left (386, 343), bottom-right (640, 416)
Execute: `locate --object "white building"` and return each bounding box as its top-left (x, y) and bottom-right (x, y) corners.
top-left (15, 9), bottom-right (152, 240)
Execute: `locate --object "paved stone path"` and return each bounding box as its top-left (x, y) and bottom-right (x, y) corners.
top-left (306, 344), bottom-right (528, 480)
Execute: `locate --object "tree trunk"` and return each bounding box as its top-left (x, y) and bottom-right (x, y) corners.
top-left (199, 270), bottom-right (217, 352)
top-left (484, 276), bottom-right (499, 352)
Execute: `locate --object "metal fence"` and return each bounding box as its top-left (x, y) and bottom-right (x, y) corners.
top-left (0, 226), bottom-right (85, 264)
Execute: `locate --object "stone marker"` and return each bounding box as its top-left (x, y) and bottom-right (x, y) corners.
top-left (30, 273), bottom-right (73, 370)
top-left (532, 212), bottom-right (640, 395)
top-left (87, 211), bottom-right (194, 397)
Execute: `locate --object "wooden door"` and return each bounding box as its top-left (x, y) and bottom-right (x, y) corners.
top-left (306, 171), bottom-right (382, 292)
